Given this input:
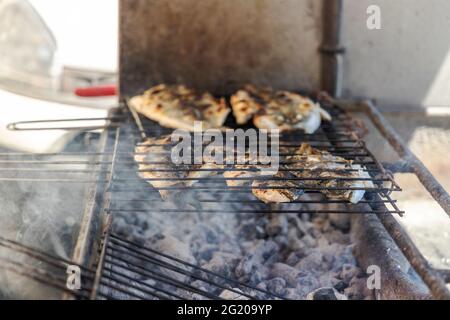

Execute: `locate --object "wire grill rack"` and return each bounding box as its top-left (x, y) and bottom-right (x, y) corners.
top-left (4, 98), bottom-right (448, 299)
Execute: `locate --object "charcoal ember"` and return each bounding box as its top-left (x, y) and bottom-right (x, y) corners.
top-left (320, 243), bottom-right (341, 266)
top-left (301, 234), bottom-right (317, 248)
top-left (288, 237), bottom-right (310, 256)
top-left (340, 264), bottom-right (363, 284)
top-left (272, 235), bottom-right (288, 248)
top-left (297, 272), bottom-right (320, 292)
top-left (331, 245), bottom-right (357, 273)
top-left (147, 234), bottom-right (196, 264)
top-left (265, 277), bottom-right (287, 296)
top-left (113, 217), bottom-right (134, 236)
top-left (324, 229), bottom-right (350, 244)
top-left (202, 252), bottom-right (240, 279)
top-left (188, 280), bottom-right (216, 299)
top-left (285, 251), bottom-right (304, 266)
top-left (306, 287), bottom-right (348, 300)
top-left (328, 213), bottom-right (351, 231)
top-left (333, 280), bottom-right (348, 292)
top-left (269, 263), bottom-right (299, 287)
top-left (219, 288), bottom-right (249, 300)
top-left (344, 277), bottom-right (373, 300)
top-left (318, 274), bottom-right (341, 288)
top-left (265, 215), bottom-right (288, 236)
top-left (197, 244), bottom-right (217, 262)
top-left (287, 215), bottom-right (309, 237)
top-left (235, 254), bottom-right (256, 280)
top-left (295, 251), bottom-right (324, 271)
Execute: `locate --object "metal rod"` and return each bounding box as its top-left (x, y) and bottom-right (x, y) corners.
top-left (320, 0), bottom-right (344, 97)
top-left (360, 100), bottom-right (450, 218)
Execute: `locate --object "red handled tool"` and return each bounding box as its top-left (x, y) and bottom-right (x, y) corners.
top-left (74, 85), bottom-right (117, 97)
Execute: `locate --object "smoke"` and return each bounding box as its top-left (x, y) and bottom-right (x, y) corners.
top-left (0, 138), bottom-right (97, 299)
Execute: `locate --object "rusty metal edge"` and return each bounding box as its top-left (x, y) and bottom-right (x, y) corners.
top-left (62, 111), bottom-right (120, 300)
top-left (335, 99), bottom-right (450, 299)
top-left (346, 99), bottom-right (450, 218)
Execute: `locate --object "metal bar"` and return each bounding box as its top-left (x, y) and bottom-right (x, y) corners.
top-left (109, 233), bottom-right (284, 299)
top-left (359, 100), bottom-right (450, 218)
top-left (6, 117), bottom-right (123, 131)
top-left (377, 212), bottom-right (450, 299)
top-left (320, 0), bottom-right (344, 96)
top-left (89, 128), bottom-right (122, 300)
top-left (108, 209), bottom-right (403, 215)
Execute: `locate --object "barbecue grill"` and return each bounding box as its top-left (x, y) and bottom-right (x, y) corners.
top-left (1, 0), bottom-right (449, 300)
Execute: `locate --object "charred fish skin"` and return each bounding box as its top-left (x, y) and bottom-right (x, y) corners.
top-left (134, 136), bottom-right (188, 200)
top-left (134, 135), bottom-right (224, 206)
top-left (129, 84), bottom-right (230, 131)
top-left (251, 171), bottom-right (304, 204)
top-left (230, 85), bottom-right (332, 133)
top-left (285, 143), bottom-right (373, 204)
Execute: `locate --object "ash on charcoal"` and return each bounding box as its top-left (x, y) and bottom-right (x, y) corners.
top-left (219, 288), bottom-right (249, 300)
top-left (307, 287), bottom-right (347, 300)
top-left (110, 176), bottom-right (371, 300)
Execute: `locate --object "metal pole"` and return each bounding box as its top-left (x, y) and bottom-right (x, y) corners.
top-left (320, 0), bottom-right (345, 97)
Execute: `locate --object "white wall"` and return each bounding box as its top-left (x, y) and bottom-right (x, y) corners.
top-left (343, 0), bottom-right (450, 109)
top-left (27, 0), bottom-right (450, 109)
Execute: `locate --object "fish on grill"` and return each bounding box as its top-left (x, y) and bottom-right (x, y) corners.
top-left (286, 143), bottom-right (374, 204)
top-left (230, 85), bottom-right (331, 133)
top-left (129, 84), bottom-right (230, 131)
top-left (223, 165), bottom-right (258, 187)
top-left (251, 171), bottom-right (304, 203)
top-left (134, 136), bottom-right (224, 201)
top-left (134, 136), bottom-right (187, 201)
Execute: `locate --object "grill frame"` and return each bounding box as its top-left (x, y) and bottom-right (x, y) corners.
top-left (1, 97), bottom-right (449, 300)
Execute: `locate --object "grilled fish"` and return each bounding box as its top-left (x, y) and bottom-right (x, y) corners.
top-left (230, 85), bottom-right (331, 133)
top-left (286, 143), bottom-right (374, 204)
top-left (135, 136), bottom-right (224, 200)
top-left (134, 136), bottom-right (187, 200)
top-left (251, 171), bottom-right (304, 203)
top-left (129, 84), bottom-right (230, 131)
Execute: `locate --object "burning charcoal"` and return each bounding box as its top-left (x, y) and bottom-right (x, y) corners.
top-left (284, 288), bottom-right (302, 300)
top-left (235, 254), bottom-right (256, 280)
top-left (328, 213), bottom-right (351, 231)
top-left (324, 229), bottom-right (350, 245)
top-left (272, 235), bottom-right (288, 248)
top-left (202, 252), bottom-right (240, 279)
top-left (318, 274), bottom-right (341, 288)
top-left (269, 263), bottom-right (299, 287)
top-left (219, 288), bottom-right (249, 300)
top-left (333, 280), bottom-right (348, 292)
top-left (113, 217), bottom-right (134, 236)
top-left (296, 273), bottom-right (320, 298)
top-left (265, 215), bottom-right (288, 236)
top-left (306, 287), bottom-right (347, 300)
top-left (287, 215), bottom-right (309, 237)
top-left (301, 234), bottom-right (317, 248)
top-left (344, 277), bottom-right (373, 300)
top-left (286, 251), bottom-right (303, 266)
top-left (148, 234), bottom-right (196, 263)
top-left (266, 277), bottom-right (287, 296)
top-left (295, 251), bottom-right (324, 271)
top-left (340, 264), bottom-right (363, 284)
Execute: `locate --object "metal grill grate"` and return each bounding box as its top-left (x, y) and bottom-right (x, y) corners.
top-left (1, 98), bottom-right (449, 299)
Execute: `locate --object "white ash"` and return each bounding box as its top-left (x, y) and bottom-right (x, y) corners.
top-left (109, 194), bottom-right (373, 300)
